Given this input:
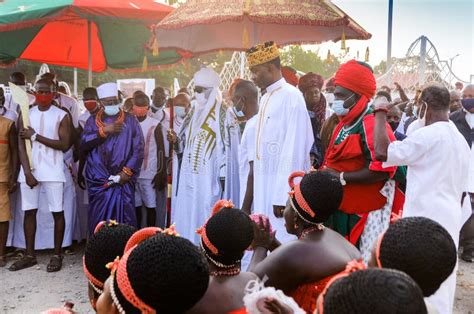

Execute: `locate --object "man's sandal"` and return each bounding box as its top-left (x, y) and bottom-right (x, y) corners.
top-left (47, 255), bottom-right (63, 272)
top-left (8, 255), bottom-right (37, 271)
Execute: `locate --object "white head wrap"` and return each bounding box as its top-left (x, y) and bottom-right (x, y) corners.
top-left (194, 67), bottom-right (220, 89)
top-left (97, 82), bottom-right (118, 99)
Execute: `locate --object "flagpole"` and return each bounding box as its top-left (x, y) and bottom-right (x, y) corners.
top-left (387, 0), bottom-right (393, 74)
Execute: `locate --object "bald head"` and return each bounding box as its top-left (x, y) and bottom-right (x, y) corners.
top-left (449, 90), bottom-right (462, 112)
top-left (463, 84), bottom-right (474, 99)
top-left (231, 80), bottom-right (259, 120)
top-left (234, 80), bottom-right (258, 103)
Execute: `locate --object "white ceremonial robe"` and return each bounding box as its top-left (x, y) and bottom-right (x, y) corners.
top-left (384, 121), bottom-right (470, 314)
top-left (253, 78), bottom-right (314, 244)
top-left (223, 108), bottom-right (242, 204)
top-left (172, 90), bottom-right (226, 244)
top-left (150, 108), bottom-right (170, 227)
top-left (239, 116), bottom-right (257, 208)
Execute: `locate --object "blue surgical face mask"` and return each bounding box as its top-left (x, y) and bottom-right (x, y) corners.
top-left (331, 94), bottom-right (355, 116)
top-left (104, 104), bottom-right (121, 116)
top-left (232, 106), bottom-right (245, 118)
top-left (174, 106), bottom-right (186, 118)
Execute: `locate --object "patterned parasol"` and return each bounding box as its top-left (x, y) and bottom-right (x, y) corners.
top-left (152, 0), bottom-right (371, 55)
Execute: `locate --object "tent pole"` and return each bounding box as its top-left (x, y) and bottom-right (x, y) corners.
top-left (73, 67), bottom-right (78, 97)
top-left (87, 19), bottom-right (92, 87)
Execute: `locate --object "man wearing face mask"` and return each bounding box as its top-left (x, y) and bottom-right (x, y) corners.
top-left (171, 67), bottom-right (227, 244)
top-left (320, 60), bottom-right (406, 264)
top-left (9, 78), bottom-right (72, 272)
top-left (131, 93), bottom-right (166, 228)
top-left (167, 92), bottom-right (191, 215)
top-left (450, 84), bottom-right (474, 263)
top-left (80, 82), bottom-right (144, 235)
top-left (374, 84), bottom-right (470, 314)
top-left (386, 105), bottom-right (407, 141)
top-left (3, 72), bottom-right (35, 121)
top-left (229, 80), bottom-right (259, 213)
top-left (247, 41), bottom-right (314, 245)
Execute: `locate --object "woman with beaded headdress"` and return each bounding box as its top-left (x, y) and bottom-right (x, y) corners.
top-left (96, 225), bottom-right (209, 313)
top-left (249, 171), bottom-right (360, 313)
top-left (188, 200), bottom-right (258, 313)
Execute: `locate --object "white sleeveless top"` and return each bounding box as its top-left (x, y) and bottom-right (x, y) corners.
top-left (139, 116), bottom-right (160, 179)
top-left (19, 106), bottom-right (67, 183)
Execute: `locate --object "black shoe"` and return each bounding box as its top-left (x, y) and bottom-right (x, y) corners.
top-left (461, 251), bottom-right (473, 263)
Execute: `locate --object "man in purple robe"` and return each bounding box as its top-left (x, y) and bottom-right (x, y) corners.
top-left (81, 83), bottom-right (144, 234)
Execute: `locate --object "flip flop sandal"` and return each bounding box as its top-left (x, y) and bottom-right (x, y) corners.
top-left (47, 255), bottom-right (64, 273)
top-left (8, 255), bottom-right (37, 271)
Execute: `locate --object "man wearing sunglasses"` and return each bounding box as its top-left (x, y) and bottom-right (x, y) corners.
top-left (172, 67), bottom-right (229, 244)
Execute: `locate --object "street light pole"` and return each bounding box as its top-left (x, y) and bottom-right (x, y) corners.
top-left (449, 54), bottom-right (460, 69)
top-left (387, 0), bottom-right (394, 82)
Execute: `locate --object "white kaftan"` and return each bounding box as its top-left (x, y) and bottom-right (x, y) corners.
top-left (253, 78), bottom-right (314, 244)
top-left (172, 90), bottom-right (226, 244)
top-left (384, 121), bottom-right (470, 314)
top-left (223, 108), bottom-right (242, 204)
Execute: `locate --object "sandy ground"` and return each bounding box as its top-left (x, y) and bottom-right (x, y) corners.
top-left (1, 244), bottom-right (473, 314)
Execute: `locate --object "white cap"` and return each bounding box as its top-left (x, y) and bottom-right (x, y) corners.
top-left (194, 67), bottom-right (220, 89)
top-left (97, 82), bottom-right (118, 99)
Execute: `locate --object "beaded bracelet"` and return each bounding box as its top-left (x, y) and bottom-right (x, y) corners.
top-left (122, 167), bottom-right (133, 177)
top-left (98, 127), bottom-right (107, 138)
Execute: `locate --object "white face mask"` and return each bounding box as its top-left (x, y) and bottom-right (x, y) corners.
top-left (195, 92), bottom-right (207, 106)
top-left (331, 94), bottom-right (355, 116)
top-left (174, 106), bottom-right (186, 118)
top-left (418, 102), bottom-right (427, 127)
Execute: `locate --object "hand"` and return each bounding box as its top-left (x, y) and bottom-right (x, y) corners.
top-left (373, 96), bottom-right (393, 111)
top-left (8, 179), bottom-right (18, 193)
top-left (152, 172), bottom-right (167, 191)
top-left (118, 171), bottom-right (131, 185)
top-left (77, 173), bottom-right (86, 190)
top-left (103, 123), bottom-right (123, 135)
top-left (394, 82), bottom-right (402, 90)
top-left (252, 215), bottom-right (276, 250)
top-left (321, 167), bottom-right (340, 178)
top-left (167, 129), bottom-right (178, 144)
top-left (25, 173), bottom-right (38, 189)
top-left (273, 205), bottom-right (285, 218)
top-left (256, 297), bottom-right (294, 314)
top-left (19, 127), bottom-right (36, 140)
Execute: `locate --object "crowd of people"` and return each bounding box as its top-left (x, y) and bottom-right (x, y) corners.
top-left (0, 41), bottom-right (472, 313)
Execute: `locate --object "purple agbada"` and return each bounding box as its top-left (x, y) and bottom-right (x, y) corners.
top-left (81, 111), bottom-right (144, 234)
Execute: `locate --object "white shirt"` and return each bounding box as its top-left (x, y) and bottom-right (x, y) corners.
top-left (239, 116), bottom-right (257, 207)
top-left (56, 93), bottom-right (79, 128)
top-left (18, 106), bottom-right (67, 183)
top-left (384, 121), bottom-right (470, 245)
top-left (78, 111), bottom-right (91, 129)
top-left (253, 78), bottom-right (313, 243)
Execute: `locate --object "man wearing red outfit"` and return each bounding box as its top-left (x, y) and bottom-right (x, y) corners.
top-left (320, 60), bottom-right (406, 263)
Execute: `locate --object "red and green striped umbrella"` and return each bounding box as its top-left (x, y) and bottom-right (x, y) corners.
top-left (0, 0), bottom-right (183, 75)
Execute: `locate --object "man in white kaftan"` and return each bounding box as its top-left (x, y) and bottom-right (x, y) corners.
top-left (247, 42), bottom-right (314, 244)
top-left (373, 85), bottom-right (471, 314)
top-left (172, 68), bottom-right (227, 244)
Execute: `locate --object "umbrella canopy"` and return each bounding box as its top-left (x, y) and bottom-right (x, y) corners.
top-left (153, 0), bottom-right (371, 55)
top-left (0, 0), bottom-right (183, 72)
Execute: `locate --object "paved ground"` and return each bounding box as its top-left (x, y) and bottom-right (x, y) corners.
top-left (0, 244), bottom-right (473, 313)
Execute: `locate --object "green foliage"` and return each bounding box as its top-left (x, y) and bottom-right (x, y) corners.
top-left (374, 60), bottom-right (387, 75)
top-left (0, 51), bottom-right (233, 95)
top-left (280, 45), bottom-right (341, 79)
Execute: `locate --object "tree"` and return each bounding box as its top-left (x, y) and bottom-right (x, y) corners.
top-left (280, 46), bottom-right (341, 79)
top-left (374, 60), bottom-right (387, 75)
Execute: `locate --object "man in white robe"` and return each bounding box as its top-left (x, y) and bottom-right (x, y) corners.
top-left (373, 84), bottom-right (471, 314)
top-left (246, 42), bottom-right (314, 244)
top-left (172, 68), bottom-right (227, 244)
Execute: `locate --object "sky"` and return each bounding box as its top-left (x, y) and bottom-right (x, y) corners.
top-left (315, 0), bottom-right (473, 83)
